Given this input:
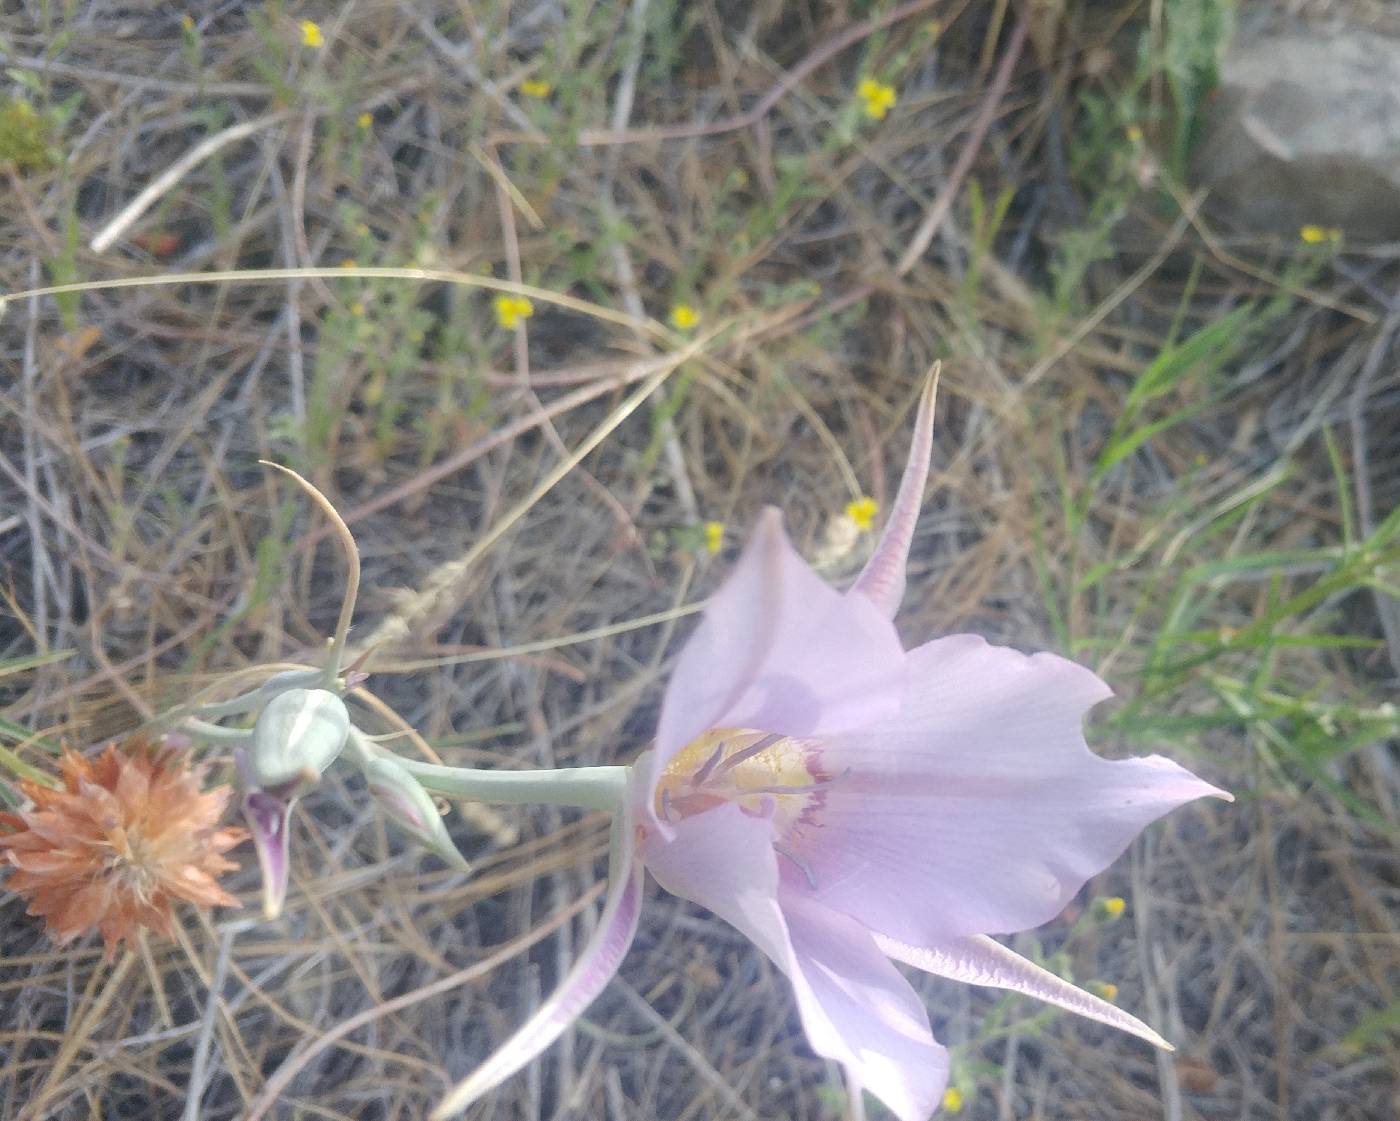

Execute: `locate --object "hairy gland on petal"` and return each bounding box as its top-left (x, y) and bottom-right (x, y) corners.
top-left (655, 727), bottom-right (833, 839)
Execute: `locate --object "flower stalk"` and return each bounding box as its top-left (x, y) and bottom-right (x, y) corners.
top-left (397, 758), bottom-right (629, 812)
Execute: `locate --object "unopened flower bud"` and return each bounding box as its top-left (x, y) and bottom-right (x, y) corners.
top-left (363, 756), bottom-right (470, 870)
top-left (248, 688), bottom-right (349, 789)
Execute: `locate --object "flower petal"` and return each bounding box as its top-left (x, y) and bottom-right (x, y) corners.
top-left (781, 893), bottom-right (949, 1121)
top-left (641, 800), bottom-right (794, 965)
top-left (431, 814), bottom-right (643, 1121)
top-left (849, 371), bottom-right (938, 618)
top-left (794, 635), bottom-right (1230, 943)
top-left (875, 932), bottom-right (1172, 1050)
top-left (642, 805), bottom-right (947, 1121)
top-left (647, 509), bottom-right (905, 804)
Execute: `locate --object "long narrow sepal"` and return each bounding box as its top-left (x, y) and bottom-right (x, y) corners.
top-left (875, 932), bottom-right (1173, 1051)
top-left (242, 790), bottom-right (294, 920)
top-left (430, 813), bottom-right (644, 1120)
top-left (849, 365), bottom-right (939, 618)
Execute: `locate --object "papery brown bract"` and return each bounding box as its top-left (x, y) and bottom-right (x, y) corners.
top-left (0, 739), bottom-right (246, 957)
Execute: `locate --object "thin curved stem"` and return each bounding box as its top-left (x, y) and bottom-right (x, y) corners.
top-left (259, 461), bottom-right (361, 686)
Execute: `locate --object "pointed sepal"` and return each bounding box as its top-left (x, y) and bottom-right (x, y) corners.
top-left (875, 931), bottom-right (1173, 1051)
top-left (430, 813), bottom-right (643, 1119)
top-left (849, 367), bottom-right (939, 618)
top-left (242, 789), bottom-right (294, 920)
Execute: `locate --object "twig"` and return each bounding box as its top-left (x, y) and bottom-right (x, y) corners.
top-left (241, 882), bottom-right (605, 1121)
top-left (614, 979), bottom-right (763, 1121)
top-left (1348, 310), bottom-right (1400, 679)
top-left (895, 12), bottom-right (1029, 276)
top-left (17, 953), bottom-right (136, 1121)
top-left (182, 927), bottom-right (235, 1121)
top-left (350, 357), bottom-right (686, 658)
top-left (487, 0), bottom-right (942, 147)
top-left (90, 115), bottom-right (287, 253)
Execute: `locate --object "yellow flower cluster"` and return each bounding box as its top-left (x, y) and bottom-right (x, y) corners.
top-left (941, 1088), bottom-right (964, 1114)
top-left (857, 78), bottom-right (897, 121)
top-left (669, 303), bottom-right (700, 330)
top-left (1299, 224), bottom-right (1342, 244)
top-left (494, 294), bottom-right (535, 329)
top-left (846, 495), bottom-right (879, 531)
top-left (300, 19), bottom-right (324, 48)
top-left (703, 521), bottom-right (725, 554)
top-left (1087, 980), bottom-right (1120, 1001)
top-left (520, 79), bottom-right (553, 98)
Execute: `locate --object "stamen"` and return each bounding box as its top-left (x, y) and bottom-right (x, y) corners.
top-left (689, 738), bottom-right (729, 787)
top-left (711, 733), bottom-right (784, 778)
top-left (660, 786), bottom-right (678, 824)
top-left (774, 843), bottom-right (818, 890)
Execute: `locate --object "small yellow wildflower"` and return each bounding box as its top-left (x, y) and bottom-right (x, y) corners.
top-left (339, 258), bottom-right (356, 269)
top-left (846, 496), bottom-right (879, 532)
top-left (941, 1088), bottom-right (964, 1114)
top-left (856, 78), bottom-right (897, 121)
top-left (669, 303), bottom-right (700, 330)
top-left (494, 294), bottom-right (535, 330)
top-left (1096, 895), bottom-right (1126, 921)
top-left (300, 19), bottom-right (324, 48)
top-left (357, 112), bottom-right (373, 130)
top-left (1299, 224), bottom-right (1342, 244)
top-left (1087, 980), bottom-right (1120, 1002)
top-left (1125, 124), bottom-right (1143, 143)
top-left (519, 79), bottom-right (553, 98)
top-left (350, 301), bottom-right (366, 317)
top-left (180, 14), bottom-right (195, 32)
top-left (703, 521), bottom-right (724, 554)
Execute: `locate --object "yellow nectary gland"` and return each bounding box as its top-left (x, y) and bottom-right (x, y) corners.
top-left (656, 727), bottom-right (827, 831)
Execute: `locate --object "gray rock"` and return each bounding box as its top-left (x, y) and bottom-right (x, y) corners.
top-left (1193, 30), bottom-right (1400, 240)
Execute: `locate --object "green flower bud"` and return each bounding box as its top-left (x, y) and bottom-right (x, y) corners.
top-left (248, 688), bottom-right (349, 789)
top-left (363, 755), bottom-right (470, 870)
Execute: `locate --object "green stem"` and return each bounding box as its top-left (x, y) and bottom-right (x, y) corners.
top-left (397, 758), bottom-right (629, 812)
top-left (0, 743), bottom-right (60, 788)
top-left (179, 718), bottom-right (253, 745)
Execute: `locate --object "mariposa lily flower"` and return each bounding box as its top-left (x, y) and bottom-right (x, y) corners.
top-left (433, 375), bottom-right (1230, 1121)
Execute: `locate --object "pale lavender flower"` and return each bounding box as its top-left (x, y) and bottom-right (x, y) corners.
top-left (434, 376), bottom-right (1230, 1121)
